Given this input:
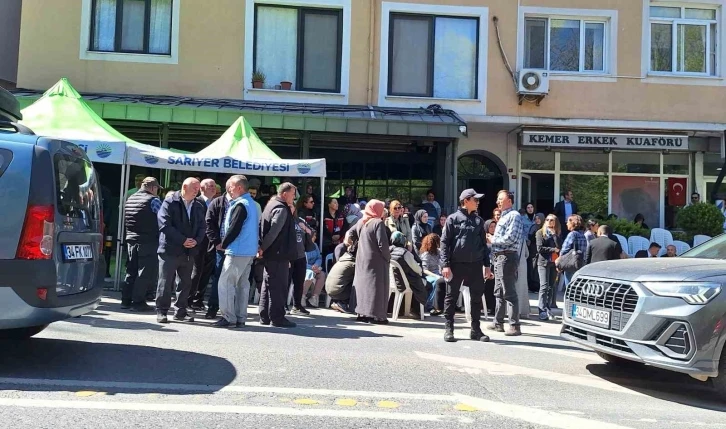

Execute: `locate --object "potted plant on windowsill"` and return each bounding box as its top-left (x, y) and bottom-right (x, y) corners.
top-left (252, 70), bottom-right (266, 89)
top-left (280, 80), bottom-right (293, 90)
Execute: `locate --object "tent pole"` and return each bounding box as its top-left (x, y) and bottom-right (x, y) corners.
top-left (320, 176), bottom-right (325, 258)
top-left (113, 164), bottom-right (130, 292)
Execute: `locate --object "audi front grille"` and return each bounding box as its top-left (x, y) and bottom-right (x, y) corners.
top-left (565, 277), bottom-right (640, 331)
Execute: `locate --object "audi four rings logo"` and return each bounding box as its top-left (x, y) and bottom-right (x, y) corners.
top-left (582, 282), bottom-right (606, 297)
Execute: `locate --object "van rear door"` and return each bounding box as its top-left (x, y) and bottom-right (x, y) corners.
top-left (0, 142), bottom-right (30, 259)
top-left (51, 142), bottom-right (103, 296)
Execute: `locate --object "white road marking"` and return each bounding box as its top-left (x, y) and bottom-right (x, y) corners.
top-left (0, 378), bottom-right (453, 401)
top-left (454, 394), bottom-right (635, 429)
top-left (0, 398), bottom-right (454, 422)
top-left (415, 351), bottom-right (643, 396)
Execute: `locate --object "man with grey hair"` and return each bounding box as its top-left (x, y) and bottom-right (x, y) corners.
top-left (213, 175), bottom-right (258, 328)
top-left (259, 182), bottom-right (298, 328)
top-left (122, 177), bottom-right (161, 311)
top-left (190, 178), bottom-right (218, 310)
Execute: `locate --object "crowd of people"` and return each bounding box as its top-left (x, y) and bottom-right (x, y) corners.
top-left (120, 176), bottom-right (675, 342)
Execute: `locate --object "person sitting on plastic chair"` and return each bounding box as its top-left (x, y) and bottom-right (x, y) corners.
top-left (389, 231), bottom-right (431, 319)
top-left (303, 231), bottom-right (326, 308)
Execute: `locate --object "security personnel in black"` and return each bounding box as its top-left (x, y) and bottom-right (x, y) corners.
top-left (440, 189), bottom-right (492, 343)
top-left (122, 177), bottom-right (161, 311)
top-left (259, 182), bottom-right (298, 328)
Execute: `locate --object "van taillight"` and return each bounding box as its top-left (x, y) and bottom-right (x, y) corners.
top-left (16, 205), bottom-right (55, 260)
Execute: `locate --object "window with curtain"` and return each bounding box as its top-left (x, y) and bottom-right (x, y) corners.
top-left (388, 13), bottom-right (478, 99)
top-left (524, 16), bottom-right (607, 73)
top-left (649, 5), bottom-right (718, 76)
top-left (90, 0), bottom-right (173, 55)
top-left (254, 5), bottom-right (343, 92)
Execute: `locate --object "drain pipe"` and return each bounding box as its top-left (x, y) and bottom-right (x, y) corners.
top-left (366, 0), bottom-right (376, 106)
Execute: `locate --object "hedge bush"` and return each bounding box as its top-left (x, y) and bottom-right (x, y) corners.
top-left (600, 218), bottom-right (650, 239)
top-left (676, 203), bottom-right (724, 238)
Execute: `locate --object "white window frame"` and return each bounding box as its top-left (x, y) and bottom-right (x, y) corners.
top-left (378, 2), bottom-right (488, 116)
top-left (642, 0), bottom-right (726, 85)
top-left (244, 0), bottom-right (351, 105)
top-left (517, 7), bottom-right (618, 82)
top-left (79, 0), bottom-right (181, 64)
top-left (648, 3), bottom-right (719, 76)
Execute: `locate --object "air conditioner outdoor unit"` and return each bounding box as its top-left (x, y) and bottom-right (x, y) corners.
top-left (517, 69), bottom-right (550, 95)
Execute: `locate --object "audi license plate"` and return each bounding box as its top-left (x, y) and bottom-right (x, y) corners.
top-left (571, 304), bottom-right (610, 329)
top-left (63, 244), bottom-right (93, 261)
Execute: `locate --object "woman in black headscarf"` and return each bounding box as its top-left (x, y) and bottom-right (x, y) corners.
top-left (411, 209), bottom-right (432, 253)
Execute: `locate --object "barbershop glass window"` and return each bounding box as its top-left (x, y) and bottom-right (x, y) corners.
top-left (612, 151), bottom-right (660, 174)
top-left (560, 151), bottom-right (608, 172)
top-left (663, 153), bottom-right (689, 175)
top-left (520, 150), bottom-right (555, 170)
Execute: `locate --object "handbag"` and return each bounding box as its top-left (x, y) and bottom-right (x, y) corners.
top-left (555, 233), bottom-right (584, 272)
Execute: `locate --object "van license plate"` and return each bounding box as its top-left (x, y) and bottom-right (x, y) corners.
top-left (572, 304), bottom-right (610, 329)
top-left (63, 244), bottom-right (93, 261)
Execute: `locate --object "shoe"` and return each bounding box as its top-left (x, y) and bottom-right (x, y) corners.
top-left (444, 321), bottom-right (455, 342)
top-left (191, 304), bottom-right (206, 312)
top-left (356, 315), bottom-right (371, 323)
top-left (212, 318), bottom-right (231, 328)
top-left (307, 296), bottom-right (320, 308)
top-left (129, 302), bottom-right (154, 312)
top-left (371, 319), bottom-right (389, 325)
top-left (539, 311), bottom-right (549, 321)
top-left (470, 330), bottom-right (490, 342)
top-left (205, 311), bottom-right (218, 320)
top-left (486, 323), bottom-right (505, 332)
top-left (505, 325), bottom-right (522, 336)
top-left (339, 302), bottom-right (352, 314)
top-left (235, 321), bottom-right (245, 328)
top-left (260, 318), bottom-right (271, 326)
top-left (272, 318), bottom-right (297, 328)
top-left (548, 310), bottom-right (556, 321)
top-left (157, 313), bottom-right (168, 324)
top-left (291, 306), bottom-right (310, 315)
top-left (120, 302), bottom-right (131, 310)
top-left (173, 312), bottom-right (195, 322)
top-left (429, 309), bottom-right (443, 316)
top-left (330, 302), bottom-right (345, 313)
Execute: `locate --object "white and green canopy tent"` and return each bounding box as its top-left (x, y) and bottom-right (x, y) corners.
top-left (124, 115), bottom-right (328, 250)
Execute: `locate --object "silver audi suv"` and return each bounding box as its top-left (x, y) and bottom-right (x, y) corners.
top-left (561, 235), bottom-right (726, 399)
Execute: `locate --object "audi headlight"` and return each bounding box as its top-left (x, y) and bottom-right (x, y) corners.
top-left (641, 282), bottom-right (721, 305)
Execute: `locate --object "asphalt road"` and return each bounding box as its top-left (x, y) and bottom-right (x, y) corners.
top-left (1, 292), bottom-right (725, 429)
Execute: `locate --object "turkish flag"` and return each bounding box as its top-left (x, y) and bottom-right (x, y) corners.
top-left (668, 178), bottom-right (687, 206)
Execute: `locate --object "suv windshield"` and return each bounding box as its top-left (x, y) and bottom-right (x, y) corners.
top-left (54, 153), bottom-right (100, 220)
top-left (680, 234), bottom-right (726, 259)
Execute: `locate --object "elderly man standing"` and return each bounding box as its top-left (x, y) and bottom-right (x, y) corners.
top-left (189, 178), bottom-right (217, 311)
top-left (204, 182), bottom-right (231, 319)
top-left (121, 177), bottom-right (161, 311)
top-left (259, 182), bottom-right (298, 328)
top-left (487, 190), bottom-right (524, 336)
top-left (213, 175), bottom-right (258, 328)
top-left (156, 177), bottom-right (207, 324)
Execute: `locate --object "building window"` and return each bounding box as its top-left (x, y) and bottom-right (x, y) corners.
top-left (89, 0), bottom-right (173, 55)
top-left (388, 13), bottom-right (479, 99)
top-left (649, 5), bottom-right (718, 76)
top-left (253, 5), bottom-right (343, 93)
top-left (524, 17), bottom-right (606, 72)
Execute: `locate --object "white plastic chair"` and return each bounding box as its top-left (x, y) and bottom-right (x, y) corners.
top-left (627, 235), bottom-right (650, 257)
top-left (672, 240), bottom-right (691, 256)
top-left (461, 286), bottom-right (489, 323)
top-left (388, 260), bottom-right (424, 321)
top-left (693, 235), bottom-right (712, 247)
top-left (650, 228), bottom-right (674, 256)
top-left (324, 253), bottom-right (334, 272)
top-left (613, 234), bottom-right (629, 258)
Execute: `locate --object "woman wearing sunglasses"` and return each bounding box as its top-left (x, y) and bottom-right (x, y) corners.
top-left (385, 200), bottom-right (412, 246)
top-left (535, 215), bottom-right (562, 321)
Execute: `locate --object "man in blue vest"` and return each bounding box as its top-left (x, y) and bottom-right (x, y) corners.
top-left (213, 175), bottom-right (259, 328)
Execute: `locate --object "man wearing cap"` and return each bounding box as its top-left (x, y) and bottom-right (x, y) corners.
top-left (121, 177), bottom-right (162, 311)
top-left (486, 190), bottom-right (524, 336)
top-left (440, 189), bottom-right (492, 343)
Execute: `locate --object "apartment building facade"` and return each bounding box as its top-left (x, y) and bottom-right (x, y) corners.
top-left (13, 0), bottom-right (726, 227)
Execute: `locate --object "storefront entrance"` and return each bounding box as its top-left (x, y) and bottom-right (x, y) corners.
top-left (457, 152), bottom-right (506, 219)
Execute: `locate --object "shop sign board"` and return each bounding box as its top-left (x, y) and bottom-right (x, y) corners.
top-left (522, 131), bottom-right (689, 151)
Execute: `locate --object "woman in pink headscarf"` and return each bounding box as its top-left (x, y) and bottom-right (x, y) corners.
top-left (349, 199), bottom-right (391, 324)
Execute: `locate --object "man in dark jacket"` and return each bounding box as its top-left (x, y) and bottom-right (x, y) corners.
top-left (121, 177), bottom-right (161, 311)
top-left (585, 225), bottom-right (621, 264)
top-left (554, 190), bottom-right (578, 239)
top-left (189, 178), bottom-right (217, 311)
top-left (155, 177), bottom-right (206, 323)
top-left (203, 188), bottom-right (231, 319)
top-left (259, 182), bottom-right (298, 328)
top-left (440, 189), bottom-right (492, 343)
